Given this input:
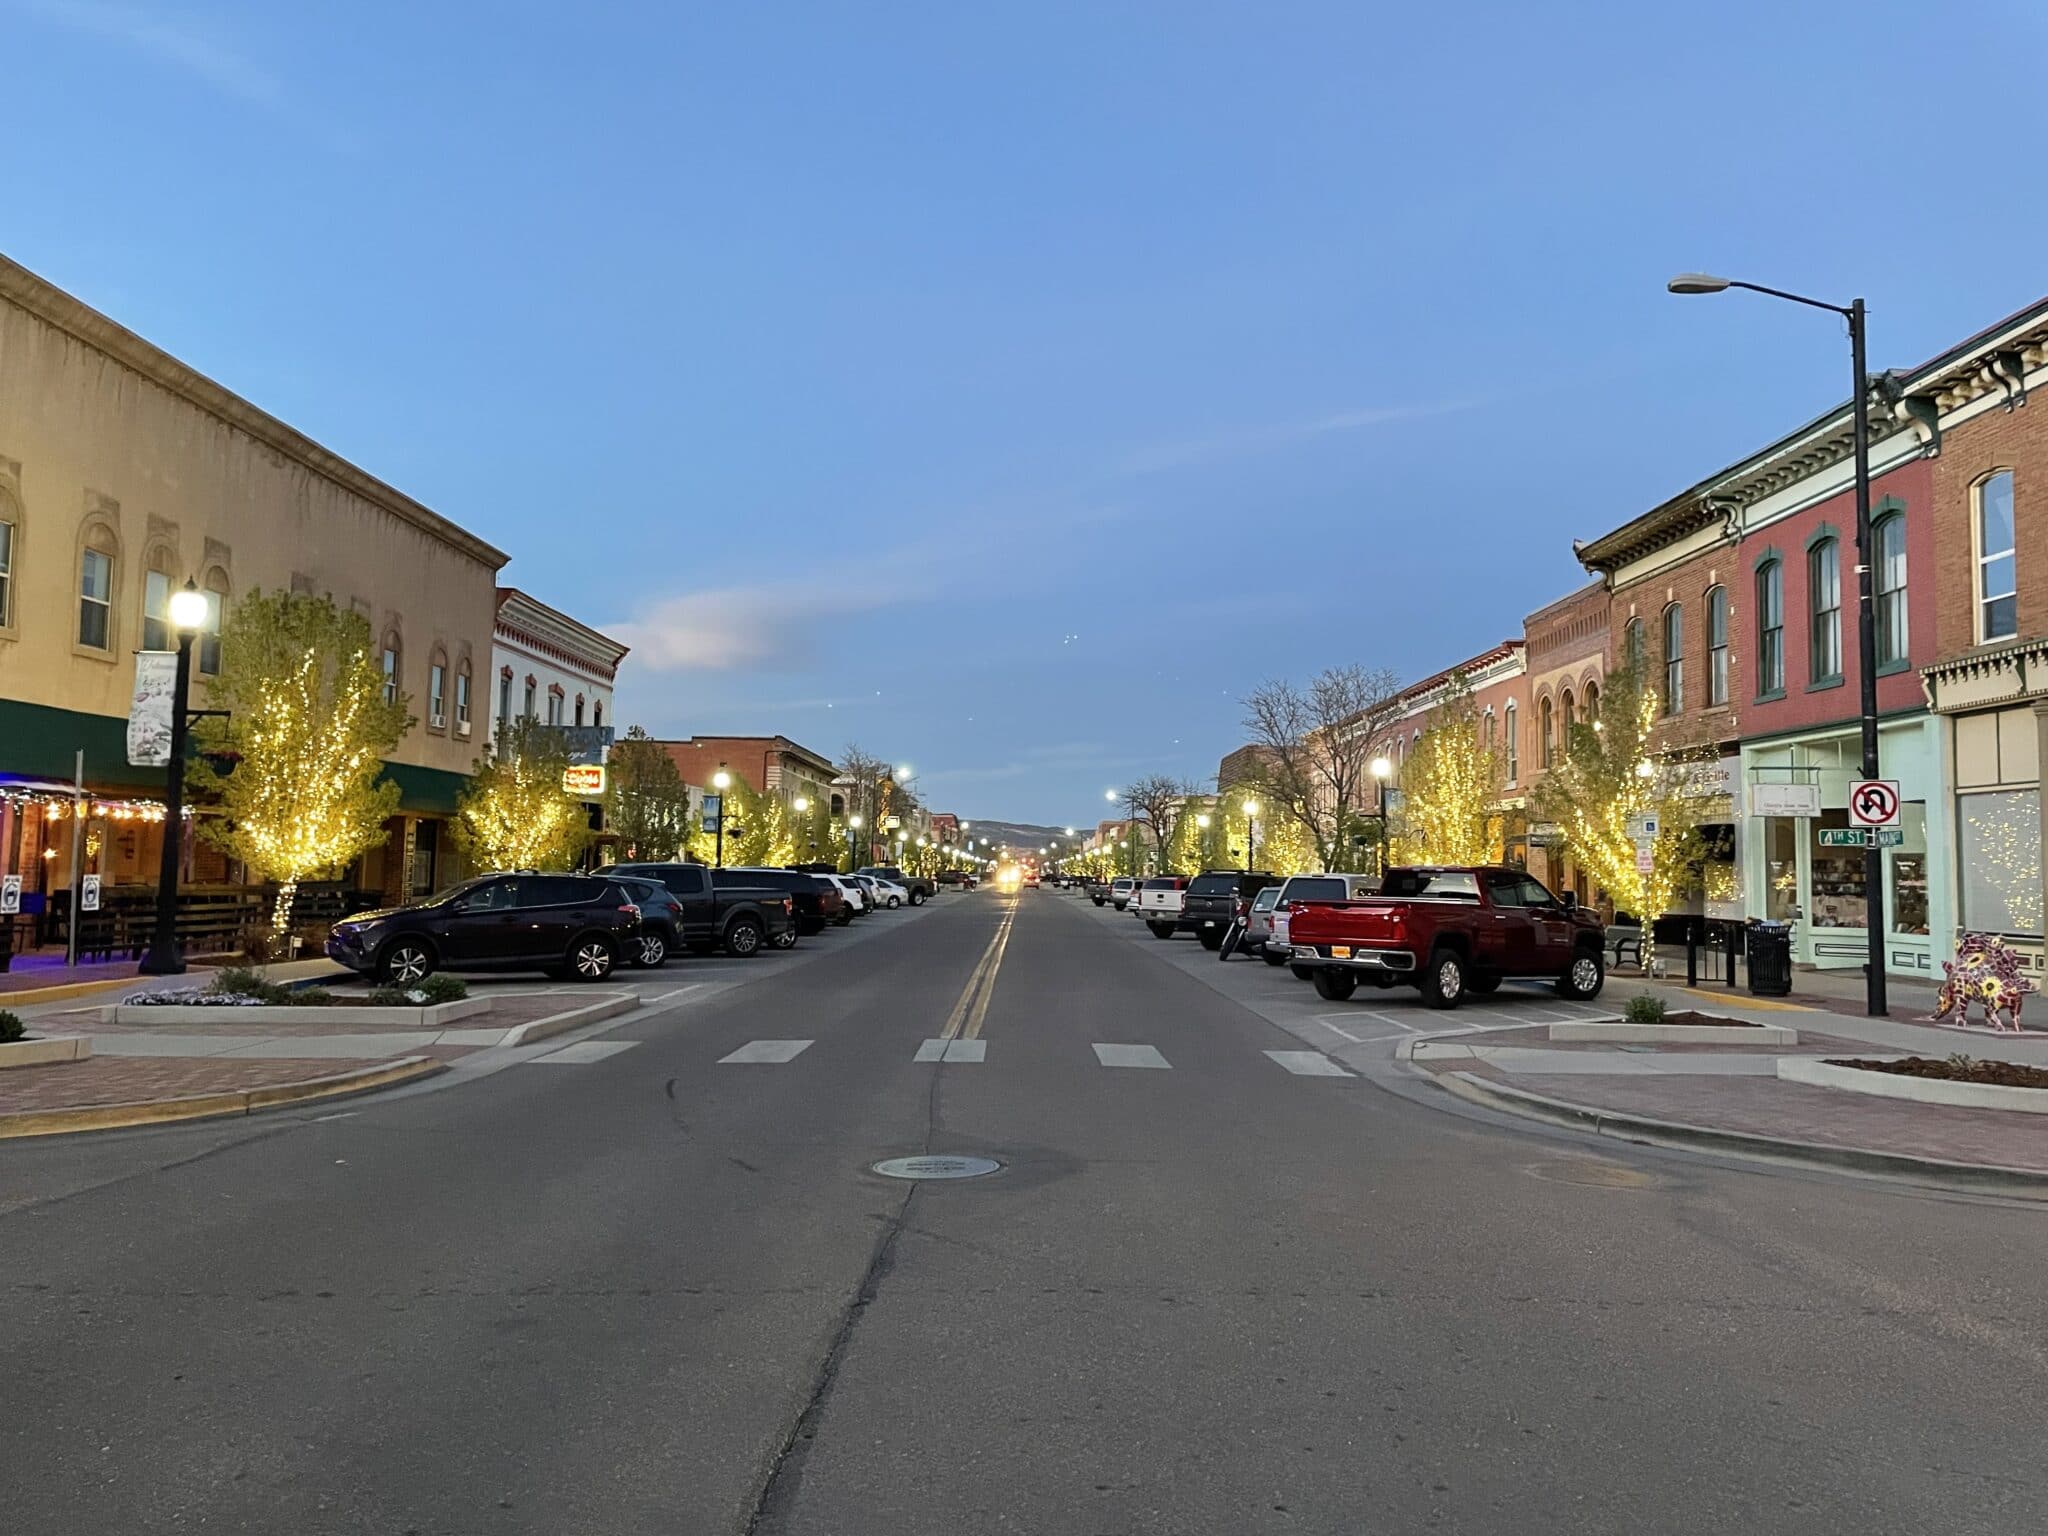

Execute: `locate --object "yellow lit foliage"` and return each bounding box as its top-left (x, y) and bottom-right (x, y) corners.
top-left (1391, 671), bottom-right (1504, 866)
top-left (453, 719), bottom-right (592, 873)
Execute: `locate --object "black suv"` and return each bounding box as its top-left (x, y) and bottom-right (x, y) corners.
top-left (326, 873), bottom-right (642, 983)
top-left (609, 875), bottom-right (688, 967)
top-left (1180, 870), bottom-right (1278, 949)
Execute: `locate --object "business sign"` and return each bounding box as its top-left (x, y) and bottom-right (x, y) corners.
top-left (127, 651), bottom-right (179, 767)
top-left (81, 874), bottom-right (101, 912)
top-left (534, 724), bottom-right (614, 766)
top-left (884, 814), bottom-right (902, 830)
top-left (1749, 783), bottom-right (1821, 818)
top-left (562, 763), bottom-right (607, 797)
top-left (1848, 779), bottom-right (1902, 828)
top-left (700, 792), bottom-right (722, 833)
top-left (0, 875), bottom-right (20, 915)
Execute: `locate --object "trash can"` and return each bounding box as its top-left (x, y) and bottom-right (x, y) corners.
top-left (1745, 919), bottom-right (1793, 997)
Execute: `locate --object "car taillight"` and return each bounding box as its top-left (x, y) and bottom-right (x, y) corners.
top-left (619, 902), bottom-right (641, 916)
top-left (782, 897), bottom-right (794, 913)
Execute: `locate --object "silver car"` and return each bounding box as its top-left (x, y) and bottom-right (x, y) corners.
top-left (1243, 884), bottom-right (1286, 963)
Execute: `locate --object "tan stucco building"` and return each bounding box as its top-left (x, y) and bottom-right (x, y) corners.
top-left (0, 254), bottom-right (507, 924)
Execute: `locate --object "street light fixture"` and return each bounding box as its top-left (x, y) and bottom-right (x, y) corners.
top-left (1238, 796), bottom-right (1260, 874)
top-left (1672, 270), bottom-right (1885, 1017)
top-left (140, 579), bottom-right (213, 975)
top-left (1370, 756), bottom-right (1394, 877)
top-left (711, 766), bottom-right (732, 868)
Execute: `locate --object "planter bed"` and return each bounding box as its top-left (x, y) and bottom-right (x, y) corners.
top-left (102, 996), bottom-right (493, 1029)
top-left (1550, 1013), bottom-right (1797, 1047)
top-left (1778, 1055), bottom-right (2048, 1113)
top-left (0, 1035), bottom-right (94, 1069)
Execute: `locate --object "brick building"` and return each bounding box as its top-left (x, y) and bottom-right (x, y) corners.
top-left (1518, 582), bottom-right (1609, 900)
top-left (652, 735), bottom-right (838, 812)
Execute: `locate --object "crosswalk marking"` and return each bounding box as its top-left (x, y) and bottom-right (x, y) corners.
top-left (1265, 1050), bottom-right (1353, 1078)
top-left (717, 1039), bottom-right (814, 1064)
top-left (1093, 1043), bottom-right (1171, 1069)
top-left (529, 1039), bottom-right (640, 1065)
top-left (915, 1038), bottom-right (987, 1063)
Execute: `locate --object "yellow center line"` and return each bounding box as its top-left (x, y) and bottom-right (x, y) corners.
top-left (962, 905), bottom-right (1018, 1041)
top-left (939, 902), bottom-right (1017, 1042)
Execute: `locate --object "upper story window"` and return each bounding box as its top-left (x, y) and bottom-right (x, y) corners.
top-left (1705, 585), bottom-right (1728, 706)
top-left (593, 700), bottom-right (603, 728)
top-left (429, 659), bottom-right (447, 728)
top-left (1503, 701), bottom-right (1518, 781)
top-left (0, 502), bottom-right (16, 631)
top-left (197, 570), bottom-right (228, 676)
top-left (456, 662), bottom-right (472, 733)
top-left (1482, 709), bottom-right (1496, 754)
top-left (1809, 538), bottom-right (1842, 681)
top-left (523, 678), bottom-right (537, 719)
top-left (1539, 694), bottom-right (1554, 769)
top-left (1623, 617), bottom-right (1645, 667)
top-left (574, 695), bottom-right (586, 727)
top-left (498, 672), bottom-right (514, 732)
top-left (546, 690), bottom-right (564, 726)
top-left (1875, 513), bottom-right (1908, 667)
top-left (1756, 560), bottom-right (1784, 695)
top-left (381, 640), bottom-right (401, 705)
top-left (1560, 687), bottom-right (1574, 736)
top-left (1662, 603), bottom-right (1683, 715)
top-left (78, 543), bottom-right (114, 651)
top-left (1976, 471), bottom-right (2016, 643)
top-left (141, 562), bottom-right (172, 652)
top-left (1583, 678), bottom-right (1598, 718)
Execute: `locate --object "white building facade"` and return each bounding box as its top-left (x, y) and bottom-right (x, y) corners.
top-left (488, 587), bottom-right (629, 754)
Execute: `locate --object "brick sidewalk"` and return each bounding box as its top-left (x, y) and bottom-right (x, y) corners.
top-left (0, 1054), bottom-right (400, 1113)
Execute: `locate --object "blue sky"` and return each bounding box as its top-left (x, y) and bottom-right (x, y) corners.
top-left (6, 0), bottom-right (2040, 822)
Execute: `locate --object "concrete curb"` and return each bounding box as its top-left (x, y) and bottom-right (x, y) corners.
top-left (103, 995), bottom-right (494, 1028)
top-left (0, 1055), bottom-right (446, 1140)
top-left (1778, 1055), bottom-right (2048, 1114)
top-left (1551, 1021), bottom-right (1799, 1046)
top-left (502, 991), bottom-right (641, 1047)
top-left (0, 1034), bottom-right (94, 1069)
top-left (1433, 1068), bottom-right (2048, 1192)
top-left (0, 974), bottom-right (143, 1007)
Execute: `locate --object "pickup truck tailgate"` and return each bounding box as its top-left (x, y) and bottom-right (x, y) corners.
top-left (1289, 899), bottom-right (1410, 950)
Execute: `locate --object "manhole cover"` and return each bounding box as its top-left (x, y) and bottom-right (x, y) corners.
top-left (1522, 1159), bottom-right (1663, 1190)
top-left (872, 1155), bottom-right (1002, 1181)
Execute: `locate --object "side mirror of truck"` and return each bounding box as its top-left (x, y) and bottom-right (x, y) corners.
top-left (1559, 891), bottom-right (1576, 910)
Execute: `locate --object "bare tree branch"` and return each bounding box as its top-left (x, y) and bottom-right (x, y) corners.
top-left (1240, 664), bottom-right (1403, 870)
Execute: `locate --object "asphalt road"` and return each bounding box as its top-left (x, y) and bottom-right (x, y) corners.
top-left (3, 888), bottom-right (2045, 1534)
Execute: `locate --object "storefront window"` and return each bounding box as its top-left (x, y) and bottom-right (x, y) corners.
top-left (1808, 809), bottom-right (1867, 929)
top-left (1765, 817), bottom-right (1800, 921)
top-left (1888, 802), bottom-right (1929, 936)
top-left (1958, 788), bottom-right (2042, 935)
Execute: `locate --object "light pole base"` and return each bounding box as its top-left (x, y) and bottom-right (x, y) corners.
top-left (136, 945), bottom-right (186, 977)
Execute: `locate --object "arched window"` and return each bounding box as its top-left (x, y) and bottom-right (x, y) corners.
top-left (77, 521), bottom-right (119, 653)
top-left (1976, 472), bottom-right (2016, 643)
top-left (381, 632), bottom-right (402, 705)
top-left (1482, 709), bottom-right (1496, 753)
top-left (1560, 687), bottom-right (1575, 736)
top-left (592, 700), bottom-right (603, 728)
top-left (1623, 617), bottom-right (1645, 667)
top-left (1705, 585), bottom-right (1728, 706)
top-left (1583, 678), bottom-right (1599, 719)
top-left (197, 567), bottom-right (230, 676)
top-left (1755, 559), bottom-right (1784, 694)
top-left (428, 647), bottom-right (449, 729)
top-left (1808, 538), bottom-right (1842, 681)
top-left (1539, 694), bottom-right (1554, 770)
top-left (140, 545), bottom-right (176, 652)
top-left (1662, 602), bottom-right (1684, 715)
top-left (455, 658), bottom-right (473, 735)
top-left (1503, 700), bottom-right (1518, 782)
top-left (1874, 510), bottom-right (1908, 667)
top-left (574, 694), bottom-right (586, 727)
top-left (522, 676), bottom-right (537, 719)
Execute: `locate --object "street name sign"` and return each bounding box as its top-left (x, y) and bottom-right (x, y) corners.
top-left (1818, 828), bottom-right (1907, 848)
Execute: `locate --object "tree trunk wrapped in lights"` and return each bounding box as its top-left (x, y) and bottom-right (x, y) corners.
top-left (453, 718), bottom-right (592, 873)
top-left (1531, 656), bottom-right (1714, 971)
top-left (1389, 671), bottom-right (1504, 867)
top-left (189, 590), bottom-right (412, 935)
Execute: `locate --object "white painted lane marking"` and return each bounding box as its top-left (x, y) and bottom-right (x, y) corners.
top-left (1094, 1043), bottom-right (1170, 1069)
top-left (1265, 1050), bottom-right (1354, 1078)
top-left (717, 1039), bottom-right (814, 1064)
top-left (914, 1038), bottom-right (988, 1063)
top-left (1310, 1015), bottom-right (1365, 1042)
top-left (530, 1039), bottom-right (641, 1064)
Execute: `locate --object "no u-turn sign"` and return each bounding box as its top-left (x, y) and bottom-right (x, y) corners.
top-left (1848, 779), bottom-right (1901, 828)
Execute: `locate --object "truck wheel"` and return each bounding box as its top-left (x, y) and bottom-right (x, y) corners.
top-left (1556, 946), bottom-right (1606, 1000)
top-left (1263, 949), bottom-right (1290, 967)
top-left (909, 889), bottom-right (927, 906)
top-left (1311, 970), bottom-right (1358, 1001)
top-left (723, 915), bottom-right (764, 957)
top-left (1198, 929), bottom-right (1225, 951)
top-left (1289, 965), bottom-right (1315, 982)
top-left (1420, 947), bottom-right (1467, 1010)
top-left (1148, 922), bottom-right (1174, 940)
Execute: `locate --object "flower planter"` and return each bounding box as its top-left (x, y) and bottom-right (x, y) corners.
top-left (102, 996), bottom-right (494, 1029)
top-left (0, 1035), bottom-right (94, 1069)
top-left (1778, 1055), bottom-right (2048, 1113)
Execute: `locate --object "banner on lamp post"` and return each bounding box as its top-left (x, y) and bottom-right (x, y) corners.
top-left (127, 651), bottom-right (179, 767)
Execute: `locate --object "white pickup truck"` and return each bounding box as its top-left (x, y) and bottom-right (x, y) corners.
top-left (1136, 876), bottom-right (1189, 939)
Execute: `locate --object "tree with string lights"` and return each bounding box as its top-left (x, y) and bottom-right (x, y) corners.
top-left (452, 718), bottom-right (592, 873)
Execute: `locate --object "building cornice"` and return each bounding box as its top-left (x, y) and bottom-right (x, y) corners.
top-left (0, 254), bottom-right (510, 572)
top-left (495, 588), bottom-right (630, 675)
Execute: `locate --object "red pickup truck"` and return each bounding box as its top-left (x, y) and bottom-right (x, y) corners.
top-left (1287, 865), bottom-right (1606, 1008)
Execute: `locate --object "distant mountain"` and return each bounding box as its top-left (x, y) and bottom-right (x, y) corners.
top-left (957, 818), bottom-right (1083, 856)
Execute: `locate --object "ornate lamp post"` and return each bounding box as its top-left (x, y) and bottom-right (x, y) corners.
top-left (712, 766), bottom-right (731, 867)
top-left (139, 580), bottom-right (213, 975)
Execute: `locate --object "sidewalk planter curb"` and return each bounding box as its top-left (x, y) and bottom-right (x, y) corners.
top-left (1551, 1022), bottom-right (1799, 1046)
top-left (504, 991), bottom-right (641, 1046)
top-left (0, 1056), bottom-right (445, 1139)
top-left (102, 996), bottom-right (495, 1029)
top-left (0, 976), bottom-right (144, 1007)
top-left (1777, 1055), bottom-right (2048, 1113)
top-left (1435, 1069), bottom-right (2048, 1192)
top-left (0, 1035), bottom-right (94, 1069)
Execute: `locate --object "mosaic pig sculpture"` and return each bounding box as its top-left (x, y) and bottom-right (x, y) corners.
top-left (1934, 932), bottom-right (2033, 1033)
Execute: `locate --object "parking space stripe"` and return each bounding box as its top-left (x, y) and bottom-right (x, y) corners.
top-left (1093, 1043), bottom-right (1171, 1069)
top-left (1265, 1050), bottom-right (1353, 1078)
top-left (716, 1040), bottom-right (814, 1064)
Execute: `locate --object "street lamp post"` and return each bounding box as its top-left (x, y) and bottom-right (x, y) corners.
top-left (1669, 272), bottom-right (1886, 1017)
top-left (140, 580), bottom-right (213, 976)
top-left (848, 813), bottom-right (863, 874)
top-left (1369, 756), bottom-right (1393, 878)
top-left (1241, 798), bottom-right (1258, 873)
top-left (712, 766), bottom-right (732, 868)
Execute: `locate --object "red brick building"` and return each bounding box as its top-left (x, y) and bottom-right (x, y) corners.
top-left (651, 735), bottom-right (838, 810)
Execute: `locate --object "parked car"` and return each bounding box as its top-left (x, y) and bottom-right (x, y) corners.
top-left (719, 867), bottom-right (845, 937)
top-left (867, 876), bottom-right (912, 909)
top-left (821, 873), bottom-right (869, 915)
top-left (1109, 876), bottom-right (1139, 911)
top-left (1288, 864), bottom-right (1607, 1007)
top-left (858, 865), bottom-right (934, 905)
top-left (1086, 878), bottom-right (1112, 906)
top-left (326, 872), bottom-right (642, 984)
top-left (609, 874), bottom-right (689, 967)
top-left (1269, 873), bottom-right (1382, 965)
top-left (1241, 883), bottom-right (1286, 960)
top-left (1178, 870), bottom-right (1278, 949)
top-left (596, 862), bottom-right (797, 956)
top-left (1136, 876), bottom-right (1190, 939)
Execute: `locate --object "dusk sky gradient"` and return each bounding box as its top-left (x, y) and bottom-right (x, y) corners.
top-left (6, 0), bottom-right (2040, 823)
